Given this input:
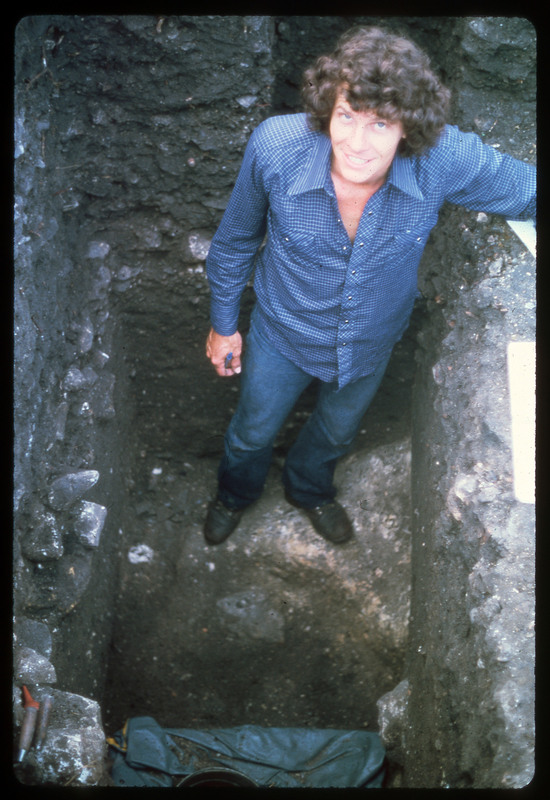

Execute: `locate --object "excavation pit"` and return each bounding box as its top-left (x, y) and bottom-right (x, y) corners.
top-left (55, 269), bottom-right (420, 769)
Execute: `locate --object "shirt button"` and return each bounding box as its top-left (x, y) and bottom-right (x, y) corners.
top-left (347, 295), bottom-right (352, 300)
top-left (351, 270), bottom-right (356, 274)
top-left (344, 319), bottom-right (349, 324)
top-left (359, 243), bottom-right (364, 247)
top-left (284, 236), bottom-right (289, 241)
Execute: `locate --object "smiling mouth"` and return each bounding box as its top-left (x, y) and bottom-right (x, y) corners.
top-left (345, 153), bottom-right (375, 167)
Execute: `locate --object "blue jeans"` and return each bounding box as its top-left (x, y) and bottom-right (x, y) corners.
top-left (217, 312), bottom-right (391, 510)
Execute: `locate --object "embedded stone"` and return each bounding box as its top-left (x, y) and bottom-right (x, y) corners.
top-left (48, 471), bottom-right (100, 511)
top-left (87, 240), bottom-right (110, 259)
top-left (73, 501), bottom-right (107, 548)
top-left (377, 679), bottom-right (410, 765)
top-left (78, 316), bottom-right (94, 354)
top-left (188, 232), bottom-right (211, 261)
top-left (22, 509), bottom-right (64, 562)
top-left (23, 690), bottom-right (106, 786)
top-left (15, 646), bottom-right (57, 685)
top-left (236, 94), bottom-right (258, 108)
top-left (216, 589), bottom-right (285, 643)
top-left (63, 366), bottom-right (98, 392)
top-left (54, 401), bottom-right (69, 441)
top-left (14, 617), bottom-right (53, 659)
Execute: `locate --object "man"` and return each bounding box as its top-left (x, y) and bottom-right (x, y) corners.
top-left (203, 25), bottom-right (536, 546)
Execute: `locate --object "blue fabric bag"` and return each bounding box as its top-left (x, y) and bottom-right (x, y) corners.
top-left (109, 716), bottom-right (386, 788)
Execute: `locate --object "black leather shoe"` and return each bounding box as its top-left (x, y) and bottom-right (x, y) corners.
top-left (204, 498), bottom-right (244, 545)
top-left (284, 491), bottom-right (353, 544)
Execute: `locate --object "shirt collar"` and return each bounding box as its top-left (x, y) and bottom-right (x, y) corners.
top-left (388, 154), bottom-right (425, 200)
top-left (288, 134), bottom-right (424, 201)
top-left (288, 135), bottom-right (333, 196)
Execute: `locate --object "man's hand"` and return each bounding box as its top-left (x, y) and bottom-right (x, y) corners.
top-left (206, 328), bottom-right (243, 376)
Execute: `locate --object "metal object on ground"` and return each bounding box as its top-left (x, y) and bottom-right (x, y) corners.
top-left (178, 768), bottom-right (258, 788)
top-left (34, 694), bottom-right (54, 749)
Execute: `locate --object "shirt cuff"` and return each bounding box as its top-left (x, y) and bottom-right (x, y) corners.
top-left (210, 299), bottom-right (240, 336)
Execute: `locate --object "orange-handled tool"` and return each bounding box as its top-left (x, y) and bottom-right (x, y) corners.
top-left (17, 686), bottom-right (40, 762)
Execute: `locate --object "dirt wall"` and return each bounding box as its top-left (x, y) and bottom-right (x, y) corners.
top-left (405, 18), bottom-right (536, 788)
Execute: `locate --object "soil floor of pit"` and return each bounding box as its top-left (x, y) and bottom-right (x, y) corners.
top-left (99, 305), bottom-right (424, 785)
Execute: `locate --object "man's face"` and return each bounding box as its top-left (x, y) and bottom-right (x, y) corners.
top-left (329, 92), bottom-right (405, 188)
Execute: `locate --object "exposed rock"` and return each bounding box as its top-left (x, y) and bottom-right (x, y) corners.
top-left (47, 471), bottom-right (99, 511)
top-left (377, 678), bottom-right (410, 765)
top-left (87, 241), bottom-right (110, 260)
top-left (14, 689), bottom-right (106, 787)
top-left (14, 618), bottom-right (53, 659)
top-left (63, 366), bottom-right (98, 392)
top-left (22, 507), bottom-right (64, 562)
top-left (71, 501), bottom-right (107, 549)
top-left (14, 646), bottom-right (57, 685)
top-left (216, 589), bottom-right (285, 643)
top-left (53, 401), bottom-right (69, 441)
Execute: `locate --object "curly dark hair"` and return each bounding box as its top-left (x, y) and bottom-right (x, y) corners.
top-left (302, 26), bottom-right (451, 156)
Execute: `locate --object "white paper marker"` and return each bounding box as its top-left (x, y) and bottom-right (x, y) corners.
top-left (507, 341), bottom-right (535, 504)
top-left (507, 219), bottom-right (536, 258)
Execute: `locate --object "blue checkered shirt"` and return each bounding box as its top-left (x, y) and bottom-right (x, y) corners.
top-left (206, 113), bottom-right (536, 387)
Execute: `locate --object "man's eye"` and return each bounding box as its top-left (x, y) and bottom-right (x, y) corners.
top-left (375, 121), bottom-right (387, 129)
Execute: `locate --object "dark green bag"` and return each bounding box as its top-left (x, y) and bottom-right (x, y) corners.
top-left (109, 716), bottom-right (386, 788)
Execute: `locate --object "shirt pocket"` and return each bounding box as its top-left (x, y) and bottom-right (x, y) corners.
top-left (378, 217), bottom-right (438, 265)
top-left (276, 227), bottom-right (319, 268)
